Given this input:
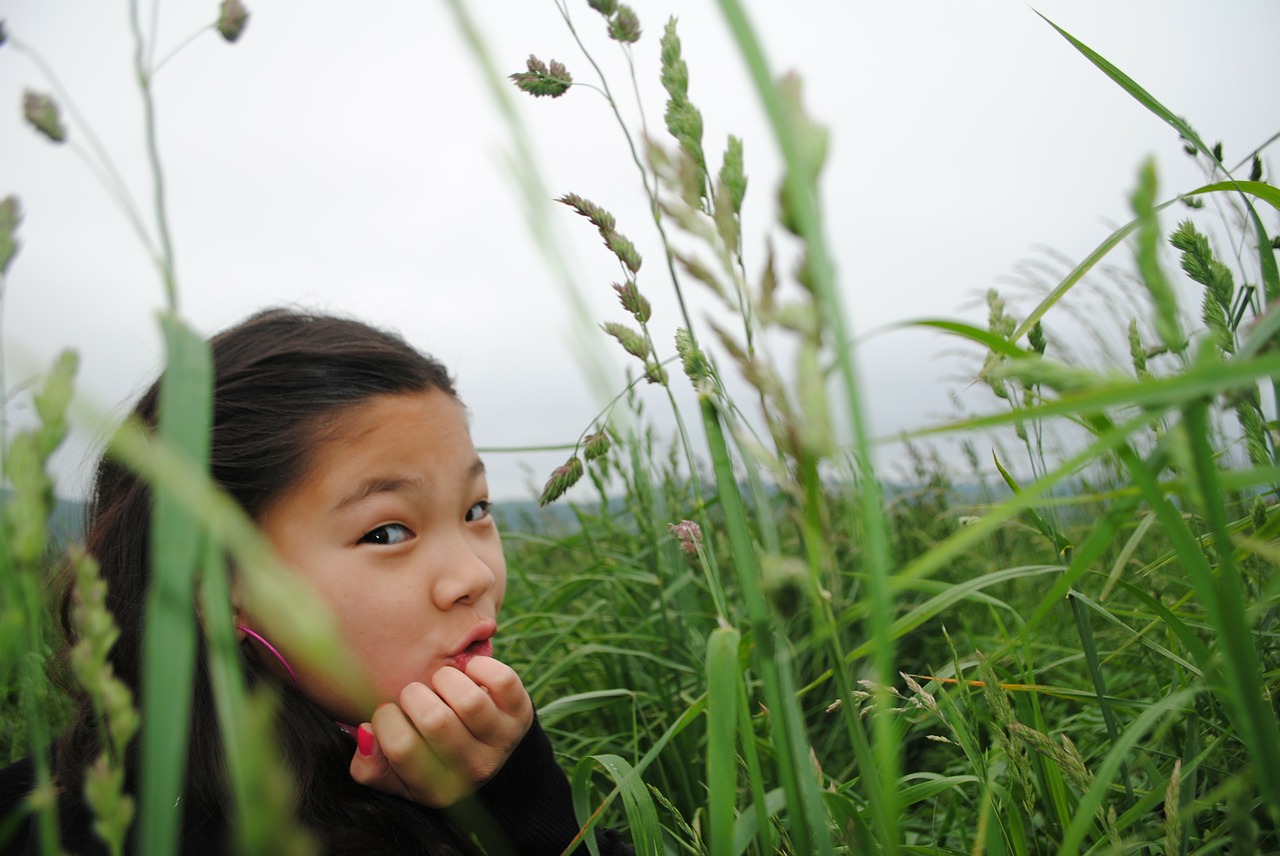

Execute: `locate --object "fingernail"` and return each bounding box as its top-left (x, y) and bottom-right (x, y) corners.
top-left (357, 724), bottom-right (373, 758)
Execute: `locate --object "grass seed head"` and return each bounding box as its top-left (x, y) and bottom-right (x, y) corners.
top-left (601, 321), bottom-right (650, 361)
top-left (643, 360), bottom-right (667, 385)
top-left (22, 90), bottom-right (67, 143)
top-left (588, 0), bottom-right (618, 15)
top-left (675, 327), bottom-right (712, 391)
top-left (717, 135), bottom-right (747, 217)
top-left (668, 519), bottom-right (702, 555)
top-left (608, 5), bottom-right (641, 43)
top-left (583, 430), bottom-right (611, 462)
top-left (510, 55), bottom-right (574, 99)
top-left (217, 0), bottom-right (250, 43)
top-left (539, 455), bottom-right (585, 506)
top-left (612, 281), bottom-right (651, 323)
top-left (659, 18), bottom-right (688, 101)
top-left (0, 195), bottom-right (22, 274)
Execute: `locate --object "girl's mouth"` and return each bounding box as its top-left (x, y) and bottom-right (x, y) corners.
top-left (449, 637), bottom-right (494, 670)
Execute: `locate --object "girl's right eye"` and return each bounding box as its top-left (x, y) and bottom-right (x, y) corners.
top-left (358, 523), bottom-right (413, 546)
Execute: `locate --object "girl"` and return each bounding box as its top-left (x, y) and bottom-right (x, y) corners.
top-left (0, 308), bottom-right (630, 854)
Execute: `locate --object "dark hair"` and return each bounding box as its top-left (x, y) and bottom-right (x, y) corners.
top-left (55, 308), bottom-right (479, 854)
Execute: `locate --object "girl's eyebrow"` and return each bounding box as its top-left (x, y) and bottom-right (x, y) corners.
top-left (332, 459), bottom-right (486, 511)
top-left (332, 477), bottom-right (424, 511)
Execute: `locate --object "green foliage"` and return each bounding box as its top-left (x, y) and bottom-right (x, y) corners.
top-left (3, 4), bottom-right (1278, 855)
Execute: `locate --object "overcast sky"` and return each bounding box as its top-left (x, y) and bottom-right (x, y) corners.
top-left (2, 0), bottom-right (1277, 501)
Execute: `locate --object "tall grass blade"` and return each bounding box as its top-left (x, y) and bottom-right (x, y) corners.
top-left (1066, 590), bottom-right (1134, 801)
top-left (137, 314), bottom-right (211, 856)
top-left (710, 2), bottom-right (899, 845)
top-left (1180, 401), bottom-right (1280, 813)
top-left (705, 627), bottom-right (740, 856)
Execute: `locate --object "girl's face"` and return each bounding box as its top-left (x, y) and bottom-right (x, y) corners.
top-left (255, 389), bottom-right (506, 724)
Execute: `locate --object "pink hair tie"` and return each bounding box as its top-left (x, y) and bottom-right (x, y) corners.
top-left (237, 625), bottom-right (299, 687)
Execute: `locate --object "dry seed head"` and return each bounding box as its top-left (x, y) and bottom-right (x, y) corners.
top-left (0, 195), bottom-right (22, 275)
top-left (608, 5), bottom-right (641, 43)
top-left (900, 673), bottom-right (938, 714)
top-left (22, 90), bottom-right (67, 143)
top-left (510, 55), bottom-right (574, 99)
top-left (217, 0), bottom-right (250, 43)
top-left (612, 281), bottom-right (651, 323)
top-left (668, 519), bottom-right (702, 555)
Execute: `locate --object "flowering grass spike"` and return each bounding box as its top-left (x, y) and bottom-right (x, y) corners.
top-left (510, 55), bottom-right (573, 99)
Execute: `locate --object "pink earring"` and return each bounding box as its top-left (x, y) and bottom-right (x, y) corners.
top-left (237, 625), bottom-right (299, 687)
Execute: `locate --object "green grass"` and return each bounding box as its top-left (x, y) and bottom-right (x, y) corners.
top-left (2, 3), bottom-right (1279, 854)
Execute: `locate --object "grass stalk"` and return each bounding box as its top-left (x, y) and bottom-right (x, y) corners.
top-left (710, 2), bottom-right (900, 847)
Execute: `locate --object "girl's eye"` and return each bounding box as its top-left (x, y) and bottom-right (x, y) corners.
top-left (359, 523), bottom-right (413, 546)
top-left (465, 500), bottom-right (492, 523)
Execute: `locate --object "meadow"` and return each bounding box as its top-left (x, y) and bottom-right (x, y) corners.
top-left (2, 2), bottom-right (1279, 854)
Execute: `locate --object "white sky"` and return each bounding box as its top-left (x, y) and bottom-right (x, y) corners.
top-left (2, 0), bottom-right (1278, 501)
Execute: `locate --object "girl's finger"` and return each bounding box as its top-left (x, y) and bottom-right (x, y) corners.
top-left (464, 657), bottom-right (533, 723)
top-left (348, 721), bottom-right (412, 800)
top-left (397, 681), bottom-right (476, 767)
top-left (431, 666), bottom-right (507, 744)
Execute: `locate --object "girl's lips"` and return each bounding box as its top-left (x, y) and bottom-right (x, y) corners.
top-left (447, 619), bottom-right (497, 669)
top-left (449, 637), bottom-right (494, 670)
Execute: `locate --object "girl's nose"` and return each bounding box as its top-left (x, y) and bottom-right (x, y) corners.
top-left (432, 535), bottom-right (498, 609)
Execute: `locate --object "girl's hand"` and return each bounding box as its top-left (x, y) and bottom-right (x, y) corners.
top-left (348, 657), bottom-right (534, 807)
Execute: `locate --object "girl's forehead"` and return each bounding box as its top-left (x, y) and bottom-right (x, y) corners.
top-left (256, 389), bottom-right (476, 518)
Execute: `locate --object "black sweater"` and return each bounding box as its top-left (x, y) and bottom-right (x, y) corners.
top-left (0, 719), bottom-right (631, 855)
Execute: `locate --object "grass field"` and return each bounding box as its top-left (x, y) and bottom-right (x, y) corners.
top-left (2, 2), bottom-right (1279, 854)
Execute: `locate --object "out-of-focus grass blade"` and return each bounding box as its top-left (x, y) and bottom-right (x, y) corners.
top-left (903, 349), bottom-right (1280, 437)
top-left (1098, 511), bottom-right (1156, 602)
top-left (138, 313), bottom-right (211, 856)
top-left (1191, 180), bottom-right (1280, 214)
top-left (730, 788), bottom-right (785, 856)
top-left (899, 319), bottom-right (1032, 358)
top-left (1180, 401), bottom-right (1280, 811)
top-left (706, 626), bottom-right (740, 856)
